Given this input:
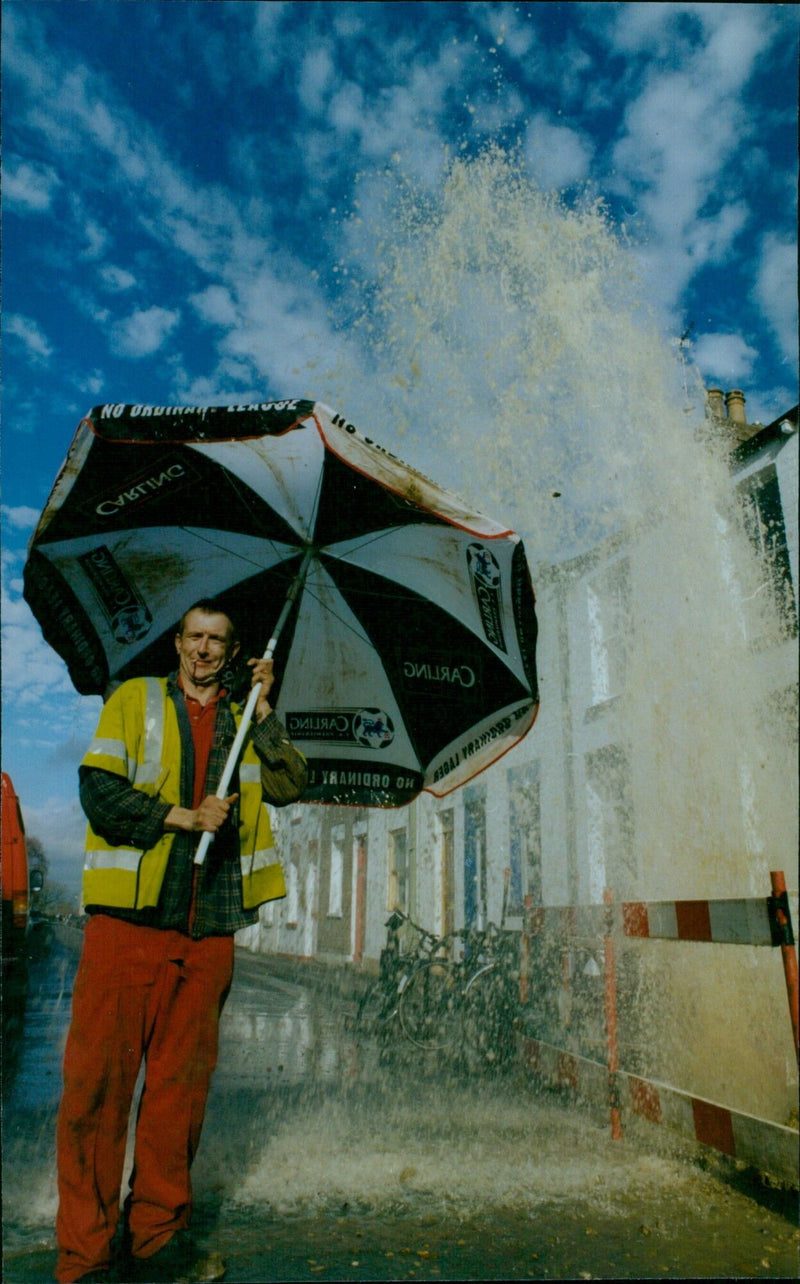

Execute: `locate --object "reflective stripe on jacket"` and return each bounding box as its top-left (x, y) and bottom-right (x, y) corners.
top-left (81, 677), bottom-right (286, 911)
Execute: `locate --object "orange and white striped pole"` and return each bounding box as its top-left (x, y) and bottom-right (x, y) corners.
top-left (770, 870), bottom-right (799, 1063)
top-left (603, 887), bottom-right (622, 1140)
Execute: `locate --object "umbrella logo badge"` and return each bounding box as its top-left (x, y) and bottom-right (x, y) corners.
top-left (466, 543), bottom-right (507, 653)
top-left (77, 546), bottom-right (153, 645)
top-left (352, 709), bottom-right (395, 750)
top-left (111, 604), bottom-right (154, 644)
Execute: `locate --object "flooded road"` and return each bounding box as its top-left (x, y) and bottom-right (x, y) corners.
top-left (3, 928), bottom-right (797, 1281)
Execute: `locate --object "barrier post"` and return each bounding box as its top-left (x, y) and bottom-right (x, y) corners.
top-left (769, 870), bottom-right (799, 1063)
top-left (520, 893), bottom-right (533, 1005)
top-left (603, 887), bottom-right (622, 1140)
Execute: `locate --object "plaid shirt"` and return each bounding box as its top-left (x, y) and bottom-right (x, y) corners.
top-left (79, 672), bottom-right (306, 938)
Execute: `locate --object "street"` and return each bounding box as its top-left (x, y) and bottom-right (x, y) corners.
top-left (3, 928), bottom-right (797, 1282)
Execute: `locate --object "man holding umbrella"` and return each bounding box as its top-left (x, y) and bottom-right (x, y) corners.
top-left (55, 600), bottom-right (307, 1284)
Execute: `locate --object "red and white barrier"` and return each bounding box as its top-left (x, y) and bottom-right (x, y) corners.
top-left (521, 1034), bottom-right (799, 1185)
top-left (622, 896), bottom-right (774, 945)
top-left (520, 871), bottom-right (798, 1181)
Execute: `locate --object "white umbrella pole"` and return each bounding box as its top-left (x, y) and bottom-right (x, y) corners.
top-left (194, 547), bottom-right (313, 866)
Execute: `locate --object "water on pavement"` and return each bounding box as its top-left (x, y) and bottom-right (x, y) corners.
top-left (3, 931), bottom-right (797, 1281)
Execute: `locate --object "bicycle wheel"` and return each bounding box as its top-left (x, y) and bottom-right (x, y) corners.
top-left (356, 979), bottom-right (397, 1033)
top-left (463, 963), bottom-right (519, 1068)
top-left (398, 959), bottom-right (459, 1051)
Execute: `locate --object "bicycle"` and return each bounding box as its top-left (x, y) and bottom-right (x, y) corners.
top-left (460, 923), bottom-right (522, 1068)
top-left (397, 921), bottom-right (522, 1068)
top-left (355, 910), bottom-right (447, 1040)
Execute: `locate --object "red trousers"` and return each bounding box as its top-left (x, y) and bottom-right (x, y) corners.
top-left (55, 915), bottom-right (234, 1284)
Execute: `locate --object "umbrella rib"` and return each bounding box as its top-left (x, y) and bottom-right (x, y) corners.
top-left (324, 524), bottom-right (414, 563)
top-left (217, 465), bottom-right (312, 548)
top-left (292, 578), bottom-right (377, 648)
top-left (179, 525), bottom-right (299, 579)
top-left (178, 519), bottom-right (459, 654)
top-left (178, 525), bottom-right (385, 648)
top-left (179, 524), bottom-right (413, 616)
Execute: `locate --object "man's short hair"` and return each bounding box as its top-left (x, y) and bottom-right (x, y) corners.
top-left (177, 599), bottom-right (238, 641)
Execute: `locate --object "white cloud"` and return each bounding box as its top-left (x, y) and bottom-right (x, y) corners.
top-left (69, 285), bottom-right (112, 329)
top-left (4, 313), bottom-right (53, 363)
top-left (603, 2), bottom-right (774, 71)
top-left (684, 202), bottom-right (749, 266)
top-left (17, 794), bottom-right (90, 899)
top-left (1, 505), bottom-right (41, 531)
top-left (110, 306), bottom-right (181, 358)
top-left (753, 232), bottom-right (798, 368)
top-left (190, 285), bottom-right (239, 328)
top-left (4, 16), bottom-right (346, 393)
top-left (100, 264), bottom-right (137, 293)
top-left (3, 0), bottom-right (793, 446)
top-left (328, 80), bottom-right (367, 136)
top-left (593, 1), bottom-right (674, 54)
top-left (471, 2), bottom-right (535, 60)
top-left (605, 5), bottom-right (776, 323)
top-left (297, 43), bottom-right (337, 115)
top-left (331, 6), bottom-right (367, 41)
top-left (214, 265), bottom-right (350, 393)
top-left (81, 218), bottom-right (110, 261)
top-left (2, 156), bottom-right (61, 213)
top-left (691, 333), bottom-right (759, 386)
top-left (702, 4), bottom-right (777, 83)
top-left (523, 113), bottom-right (594, 190)
top-left (612, 71), bottom-right (742, 236)
top-left (70, 368), bottom-right (105, 399)
top-left (304, 39), bottom-right (476, 188)
top-left (251, 0), bottom-right (291, 79)
top-left (744, 384), bottom-right (798, 428)
top-left (1, 584), bottom-right (76, 708)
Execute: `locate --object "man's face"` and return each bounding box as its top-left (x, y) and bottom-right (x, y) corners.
top-left (175, 609), bottom-right (239, 689)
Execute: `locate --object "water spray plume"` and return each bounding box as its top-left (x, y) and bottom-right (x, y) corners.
top-left (323, 150), bottom-right (797, 1117)
top-left (329, 148), bottom-right (796, 899)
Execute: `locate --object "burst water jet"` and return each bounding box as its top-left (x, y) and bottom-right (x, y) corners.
top-left (320, 149), bottom-right (798, 1125)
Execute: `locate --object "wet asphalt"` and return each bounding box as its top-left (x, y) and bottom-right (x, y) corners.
top-left (2, 926), bottom-right (797, 1282)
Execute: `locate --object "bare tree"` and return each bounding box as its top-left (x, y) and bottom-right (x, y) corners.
top-left (26, 835), bottom-right (49, 878)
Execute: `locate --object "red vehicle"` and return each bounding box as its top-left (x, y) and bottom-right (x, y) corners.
top-left (2, 772), bottom-right (43, 1005)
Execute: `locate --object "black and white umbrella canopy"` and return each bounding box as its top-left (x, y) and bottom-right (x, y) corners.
top-left (24, 400), bottom-right (538, 805)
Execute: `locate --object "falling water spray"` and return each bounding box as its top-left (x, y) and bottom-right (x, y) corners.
top-left (331, 150), bottom-right (796, 891)
top-left (322, 149), bottom-right (797, 1119)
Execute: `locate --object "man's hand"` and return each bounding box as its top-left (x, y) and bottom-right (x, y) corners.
top-left (248, 657), bottom-right (274, 722)
top-left (164, 793), bottom-right (239, 834)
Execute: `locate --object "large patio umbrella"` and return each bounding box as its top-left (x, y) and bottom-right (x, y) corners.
top-left (24, 401), bottom-right (538, 848)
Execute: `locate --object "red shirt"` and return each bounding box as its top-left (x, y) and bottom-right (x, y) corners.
top-left (178, 679), bottom-right (228, 934)
top-left (179, 681), bottom-right (226, 807)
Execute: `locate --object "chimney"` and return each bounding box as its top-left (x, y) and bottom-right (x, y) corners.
top-left (706, 387), bottom-right (726, 419)
top-left (725, 389), bottom-right (747, 424)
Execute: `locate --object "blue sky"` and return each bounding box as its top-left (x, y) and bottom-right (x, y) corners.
top-left (2, 1), bottom-right (797, 891)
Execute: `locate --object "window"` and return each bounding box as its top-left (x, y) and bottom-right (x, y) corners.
top-left (738, 466), bottom-right (797, 639)
top-left (587, 560), bottom-right (631, 704)
top-left (464, 787), bottom-right (487, 929)
top-left (439, 809), bottom-right (455, 938)
top-left (508, 762), bottom-right (542, 911)
top-left (584, 745), bottom-right (634, 900)
top-left (328, 825), bottom-right (345, 917)
top-left (387, 827), bottom-right (409, 913)
top-left (352, 824), bottom-right (368, 964)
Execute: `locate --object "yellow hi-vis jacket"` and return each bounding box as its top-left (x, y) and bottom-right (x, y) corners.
top-left (80, 677), bottom-right (287, 912)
